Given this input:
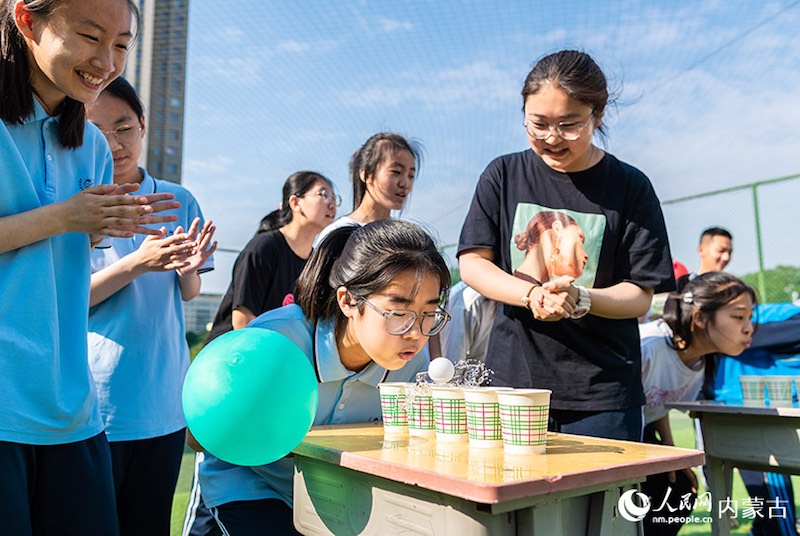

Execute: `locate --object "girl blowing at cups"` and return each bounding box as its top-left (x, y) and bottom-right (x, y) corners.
top-left (193, 219), bottom-right (451, 535)
top-left (639, 272), bottom-right (755, 535)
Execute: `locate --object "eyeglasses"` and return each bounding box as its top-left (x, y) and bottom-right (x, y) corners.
top-left (523, 113), bottom-right (594, 141)
top-left (361, 299), bottom-right (450, 337)
top-left (98, 124), bottom-right (142, 146)
top-left (301, 189), bottom-right (341, 207)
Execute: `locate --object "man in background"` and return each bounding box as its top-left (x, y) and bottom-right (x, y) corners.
top-left (696, 226), bottom-right (733, 275)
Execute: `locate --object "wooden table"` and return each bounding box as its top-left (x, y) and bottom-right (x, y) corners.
top-left (669, 401), bottom-right (800, 536)
top-left (291, 422), bottom-right (703, 536)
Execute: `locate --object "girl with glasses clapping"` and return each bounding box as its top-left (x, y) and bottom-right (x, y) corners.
top-left (194, 219), bottom-right (451, 535)
top-left (85, 76), bottom-right (217, 535)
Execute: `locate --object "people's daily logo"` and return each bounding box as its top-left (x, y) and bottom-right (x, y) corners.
top-left (618, 489), bottom-right (651, 522)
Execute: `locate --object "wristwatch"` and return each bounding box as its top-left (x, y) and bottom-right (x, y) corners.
top-left (571, 285), bottom-right (591, 319)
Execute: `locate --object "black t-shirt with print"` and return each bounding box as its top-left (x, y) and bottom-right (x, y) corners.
top-left (458, 149), bottom-right (675, 411)
top-left (206, 230), bottom-right (306, 345)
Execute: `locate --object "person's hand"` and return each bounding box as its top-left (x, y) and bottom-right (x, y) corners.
top-left (61, 183), bottom-right (180, 238)
top-left (177, 218), bottom-right (218, 275)
top-left (534, 276), bottom-right (578, 319)
top-left (670, 467), bottom-right (699, 494)
top-left (132, 227), bottom-right (196, 272)
top-left (528, 287), bottom-right (572, 321)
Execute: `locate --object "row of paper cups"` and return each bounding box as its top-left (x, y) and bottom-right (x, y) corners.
top-left (378, 383), bottom-right (551, 454)
top-left (740, 375), bottom-right (799, 407)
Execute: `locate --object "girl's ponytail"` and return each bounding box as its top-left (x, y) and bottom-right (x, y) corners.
top-left (257, 171), bottom-right (332, 234)
top-left (0, 1), bottom-right (34, 126)
top-left (256, 207), bottom-right (292, 234)
top-left (661, 271), bottom-right (758, 399)
top-left (297, 220), bottom-right (450, 340)
top-left (58, 99), bottom-right (86, 149)
top-left (296, 225), bottom-right (360, 322)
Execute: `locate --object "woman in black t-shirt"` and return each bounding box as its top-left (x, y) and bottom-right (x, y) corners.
top-left (458, 50), bottom-right (675, 441)
top-left (206, 171), bottom-right (339, 343)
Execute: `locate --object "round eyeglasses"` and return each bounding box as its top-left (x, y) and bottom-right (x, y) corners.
top-left (523, 113), bottom-right (594, 141)
top-left (97, 124), bottom-right (142, 146)
top-left (301, 189), bottom-right (341, 207)
top-left (361, 299), bottom-right (450, 337)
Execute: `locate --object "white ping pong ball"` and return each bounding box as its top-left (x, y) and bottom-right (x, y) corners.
top-left (428, 357), bottom-right (455, 383)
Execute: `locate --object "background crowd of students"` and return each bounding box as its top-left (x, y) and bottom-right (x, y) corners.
top-left (1, 1), bottom-right (786, 533)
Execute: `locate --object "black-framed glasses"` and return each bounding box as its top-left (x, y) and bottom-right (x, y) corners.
top-left (361, 299), bottom-right (450, 337)
top-left (524, 113), bottom-right (594, 141)
top-left (301, 188), bottom-right (341, 207)
top-left (98, 124), bottom-right (142, 146)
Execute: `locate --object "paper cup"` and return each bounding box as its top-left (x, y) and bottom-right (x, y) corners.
top-left (464, 387), bottom-right (511, 448)
top-left (406, 384), bottom-right (436, 437)
top-left (739, 375), bottom-right (766, 407)
top-left (432, 387), bottom-right (468, 442)
top-left (498, 389), bottom-right (551, 454)
top-left (764, 376), bottom-right (793, 408)
top-left (378, 382), bottom-right (410, 435)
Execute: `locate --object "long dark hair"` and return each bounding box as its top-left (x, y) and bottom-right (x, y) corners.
top-left (296, 219), bottom-right (451, 337)
top-left (257, 171), bottom-right (333, 233)
top-left (662, 271), bottom-right (757, 398)
top-left (350, 132), bottom-right (422, 210)
top-left (0, 0), bottom-right (140, 148)
top-left (521, 50), bottom-right (617, 137)
top-left (101, 76), bottom-right (144, 120)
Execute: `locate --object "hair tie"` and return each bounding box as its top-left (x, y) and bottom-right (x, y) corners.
top-left (682, 291), bottom-right (694, 304)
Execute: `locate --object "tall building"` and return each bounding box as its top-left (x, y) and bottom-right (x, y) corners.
top-left (124, 0), bottom-right (189, 184)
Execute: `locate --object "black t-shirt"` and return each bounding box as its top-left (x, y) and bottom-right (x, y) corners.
top-left (458, 149), bottom-right (675, 411)
top-left (206, 230), bottom-right (306, 344)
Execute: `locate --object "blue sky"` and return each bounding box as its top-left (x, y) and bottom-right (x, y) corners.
top-left (179, 1), bottom-right (800, 294)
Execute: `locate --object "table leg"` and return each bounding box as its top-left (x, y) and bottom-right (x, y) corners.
top-left (707, 456), bottom-right (734, 536)
top-left (586, 488), bottom-right (643, 536)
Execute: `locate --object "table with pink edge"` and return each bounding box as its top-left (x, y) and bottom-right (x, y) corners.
top-left (290, 422), bottom-right (703, 536)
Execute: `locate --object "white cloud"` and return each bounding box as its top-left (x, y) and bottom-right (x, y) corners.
top-left (278, 40), bottom-right (311, 53)
top-left (192, 56), bottom-right (265, 87)
top-left (377, 17), bottom-right (413, 33)
top-left (185, 155), bottom-right (235, 175)
top-left (337, 60), bottom-right (519, 112)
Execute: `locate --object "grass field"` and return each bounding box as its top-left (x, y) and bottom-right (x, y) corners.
top-left (168, 410), bottom-right (799, 535)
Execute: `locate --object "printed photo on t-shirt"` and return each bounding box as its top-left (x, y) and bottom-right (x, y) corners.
top-left (510, 203), bottom-right (605, 287)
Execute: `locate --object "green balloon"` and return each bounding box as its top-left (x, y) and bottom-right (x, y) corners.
top-left (182, 328), bottom-right (319, 466)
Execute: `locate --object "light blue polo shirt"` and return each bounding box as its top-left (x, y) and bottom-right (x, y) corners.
top-left (198, 304), bottom-right (429, 508)
top-left (0, 101), bottom-right (112, 445)
top-left (88, 169), bottom-right (213, 441)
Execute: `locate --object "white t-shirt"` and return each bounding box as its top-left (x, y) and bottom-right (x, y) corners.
top-left (313, 216), bottom-right (362, 248)
top-left (439, 281), bottom-right (498, 362)
top-left (639, 319), bottom-right (704, 424)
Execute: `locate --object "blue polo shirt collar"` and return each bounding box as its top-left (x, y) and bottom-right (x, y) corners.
top-left (313, 317), bottom-right (389, 387)
top-left (25, 98), bottom-right (52, 124)
top-left (137, 168), bottom-right (156, 194)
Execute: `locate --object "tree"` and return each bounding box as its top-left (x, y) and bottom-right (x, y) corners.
top-left (740, 265), bottom-right (800, 304)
